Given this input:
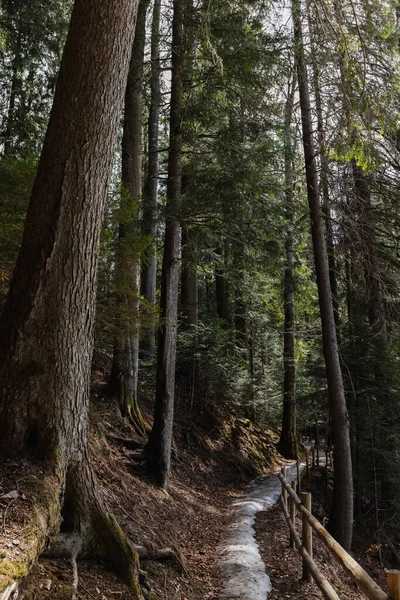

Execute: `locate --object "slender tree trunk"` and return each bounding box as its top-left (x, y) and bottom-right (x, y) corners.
top-left (278, 65), bottom-right (297, 460)
top-left (215, 243), bottom-right (230, 324)
top-left (307, 3), bottom-right (340, 334)
top-left (110, 0), bottom-right (150, 437)
top-left (181, 223), bottom-right (198, 326)
top-left (141, 0), bottom-right (161, 361)
top-left (234, 242), bottom-right (247, 350)
top-left (293, 0), bottom-right (353, 550)
top-left (144, 0), bottom-right (183, 489)
top-left (0, 0), bottom-right (141, 593)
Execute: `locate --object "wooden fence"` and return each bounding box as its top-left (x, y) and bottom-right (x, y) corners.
top-left (279, 466), bottom-right (400, 600)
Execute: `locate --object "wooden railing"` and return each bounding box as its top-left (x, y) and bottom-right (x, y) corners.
top-left (279, 466), bottom-right (400, 600)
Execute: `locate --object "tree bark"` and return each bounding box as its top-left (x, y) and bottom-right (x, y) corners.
top-left (307, 3), bottom-right (340, 335)
top-left (140, 0), bottom-right (162, 361)
top-left (277, 65), bottom-right (297, 460)
top-left (292, 0), bottom-right (353, 550)
top-left (181, 223), bottom-right (198, 327)
top-left (0, 0), bottom-right (141, 592)
top-left (143, 0), bottom-right (183, 489)
top-left (110, 0), bottom-right (150, 437)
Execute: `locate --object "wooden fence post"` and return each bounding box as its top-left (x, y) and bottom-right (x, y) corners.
top-left (281, 466), bottom-right (288, 511)
top-left (296, 458), bottom-right (301, 494)
top-left (290, 480), bottom-right (297, 550)
top-left (388, 571), bottom-right (400, 599)
top-left (302, 492), bottom-right (312, 583)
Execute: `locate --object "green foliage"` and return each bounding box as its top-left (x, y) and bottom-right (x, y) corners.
top-left (0, 154), bottom-right (37, 304)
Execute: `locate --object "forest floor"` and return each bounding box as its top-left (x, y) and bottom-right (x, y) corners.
top-left (3, 356), bottom-right (393, 600)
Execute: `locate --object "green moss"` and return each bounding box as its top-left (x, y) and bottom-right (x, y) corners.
top-left (0, 552), bottom-right (6, 559)
top-left (0, 561), bottom-right (27, 580)
top-left (97, 513), bottom-right (140, 599)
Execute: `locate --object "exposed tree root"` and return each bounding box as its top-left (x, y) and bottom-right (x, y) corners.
top-left (107, 434), bottom-right (145, 450)
top-left (0, 459), bottom-right (142, 599)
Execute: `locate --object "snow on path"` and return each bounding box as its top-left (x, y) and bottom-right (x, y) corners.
top-left (215, 462), bottom-right (300, 600)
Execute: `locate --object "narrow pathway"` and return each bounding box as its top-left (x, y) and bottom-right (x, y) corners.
top-left (215, 462), bottom-right (299, 599)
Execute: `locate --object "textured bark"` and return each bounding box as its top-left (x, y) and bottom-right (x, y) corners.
top-left (144, 0), bottom-right (183, 489)
top-left (293, 0), bottom-right (353, 550)
top-left (111, 0), bottom-right (150, 436)
top-left (140, 0), bottom-right (161, 361)
top-left (0, 0), bottom-right (140, 591)
top-left (277, 67), bottom-right (297, 460)
top-left (179, 0), bottom-right (197, 329)
top-left (181, 224), bottom-right (198, 327)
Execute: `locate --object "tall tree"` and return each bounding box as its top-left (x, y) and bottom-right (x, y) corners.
top-left (0, 0), bottom-right (141, 592)
top-left (277, 65), bottom-right (297, 460)
top-left (141, 0), bottom-right (162, 361)
top-left (292, 0), bottom-right (353, 549)
top-left (143, 0), bottom-right (184, 488)
top-left (110, 0), bottom-right (150, 435)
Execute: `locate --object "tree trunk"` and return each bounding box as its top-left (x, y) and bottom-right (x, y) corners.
top-left (140, 0), bottom-right (161, 361)
top-left (234, 242), bottom-right (247, 350)
top-left (110, 0), bottom-right (150, 437)
top-left (351, 163), bottom-right (386, 331)
top-left (292, 0), bottom-right (353, 550)
top-left (215, 243), bottom-right (230, 324)
top-left (181, 223), bottom-right (198, 326)
top-left (0, 0), bottom-right (141, 593)
top-left (143, 0), bottom-right (183, 489)
top-left (307, 3), bottom-right (340, 335)
top-left (277, 65), bottom-right (297, 460)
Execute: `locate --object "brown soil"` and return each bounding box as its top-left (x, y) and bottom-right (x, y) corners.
top-left (7, 357), bottom-right (279, 600)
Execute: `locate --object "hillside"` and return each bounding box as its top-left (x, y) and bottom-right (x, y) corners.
top-left (0, 359), bottom-right (387, 599)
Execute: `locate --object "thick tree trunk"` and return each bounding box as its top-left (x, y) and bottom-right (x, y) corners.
top-left (144, 0), bottom-right (183, 489)
top-left (293, 0), bottom-right (353, 550)
top-left (277, 66), bottom-right (297, 460)
top-left (110, 0), bottom-right (150, 437)
top-left (0, 0), bottom-right (141, 593)
top-left (181, 224), bottom-right (198, 327)
top-left (140, 0), bottom-right (161, 361)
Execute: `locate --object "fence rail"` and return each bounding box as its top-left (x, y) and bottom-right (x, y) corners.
top-left (279, 466), bottom-right (396, 600)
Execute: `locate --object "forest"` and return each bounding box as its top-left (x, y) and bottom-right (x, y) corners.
top-left (0, 0), bottom-right (400, 598)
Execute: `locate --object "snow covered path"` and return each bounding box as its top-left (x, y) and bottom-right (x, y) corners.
top-left (215, 462), bottom-right (299, 600)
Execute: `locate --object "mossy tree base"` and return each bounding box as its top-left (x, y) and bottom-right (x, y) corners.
top-left (0, 459), bottom-right (141, 599)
